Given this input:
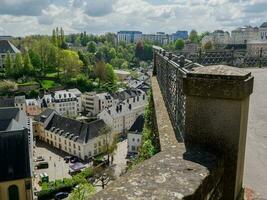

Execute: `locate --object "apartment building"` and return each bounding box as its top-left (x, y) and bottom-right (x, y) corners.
top-left (15, 95), bottom-right (27, 112)
top-left (142, 32), bottom-right (170, 45)
top-left (42, 89), bottom-right (81, 116)
top-left (25, 99), bottom-right (41, 116)
top-left (82, 92), bottom-right (116, 116)
top-left (98, 89), bottom-right (147, 134)
top-left (201, 30), bottom-right (231, 47)
top-left (34, 109), bottom-right (111, 160)
top-left (0, 107), bottom-right (33, 200)
top-left (117, 31), bottom-right (142, 44)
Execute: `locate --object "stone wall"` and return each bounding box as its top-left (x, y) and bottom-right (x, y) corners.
top-left (93, 77), bottom-right (224, 200)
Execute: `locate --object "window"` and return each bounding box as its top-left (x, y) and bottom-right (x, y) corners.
top-left (94, 149), bottom-right (97, 155)
top-left (137, 138), bottom-right (140, 142)
top-left (132, 138), bottom-right (135, 142)
top-left (64, 140), bottom-right (66, 145)
top-left (74, 150), bottom-right (76, 154)
top-left (8, 185), bottom-right (19, 200)
top-left (59, 138), bottom-right (61, 142)
top-left (88, 151), bottom-right (92, 157)
top-left (94, 143), bottom-right (97, 148)
top-left (78, 146), bottom-right (81, 151)
top-left (131, 146), bottom-right (136, 151)
top-left (69, 141), bottom-right (71, 146)
top-left (73, 143), bottom-right (76, 148)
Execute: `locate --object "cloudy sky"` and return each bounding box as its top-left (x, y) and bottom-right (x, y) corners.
top-left (0, 0), bottom-right (266, 36)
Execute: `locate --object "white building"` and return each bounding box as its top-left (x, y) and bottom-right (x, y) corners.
top-left (142, 32), bottom-right (170, 45)
top-left (127, 114), bottom-right (144, 154)
top-left (34, 109), bottom-right (111, 160)
top-left (201, 30), bottom-right (231, 47)
top-left (42, 89), bottom-right (81, 116)
top-left (82, 92), bottom-right (116, 116)
top-left (14, 95), bottom-right (27, 112)
top-left (247, 22), bottom-right (267, 56)
top-left (117, 31), bottom-right (142, 44)
top-left (231, 26), bottom-right (259, 45)
top-left (25, 99), bottom-right (42, 116)
top-left (98, 89), bottom-right (147, 134)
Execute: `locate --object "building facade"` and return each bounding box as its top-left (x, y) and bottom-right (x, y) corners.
top-left (127, 114), bottom-right (144, 154)
top-left (42, 89), bottom-right (81, 116)
top-left (246, 22), bottom-right (267, 56)
top-left (171, 31), bottom-right (188, 42)
top-left (34, 109), bottom-right (111, 160)
top-left (201, 30), bottom-right (231, 47)
top-left (117, 31), bottom-right (142, 44)
top-left (231, 26), bottom-right (259, 45)
top-left (0, 108), bottom-right (33, 200)
top-left (98, 89), bottom-right (147, 134)
top-left (142, 32), bottom-right (170, 45)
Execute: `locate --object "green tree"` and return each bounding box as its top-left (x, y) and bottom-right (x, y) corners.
top-left (106, 64), bottom-right (116, 84)
top-left (94, 61), bottom-right (107, 81)
top-left (204, 41), bottom-right (213, 50)
top-left (52, 29), bottom-right (58, 47)
top-left (100, 126), bottom-right (118, 165)
top-left (23, 52), bottom-right (34, 75)
top-left (107, 48), bottom-right (116, 61)
top-left (14, 53), bottom-right (23, 77)
top-left (175, 39), bottom-right (185, 50)
top-left (189, 30), bottom-right (199, 44)
top-left (4, 52), bottom-right (13, 76)
top-left (87, 41), bottom-right (97, 53)
top-left (28, 49), bottom-right (42, 72)
top-left (135, 41), bottom-right (144, 60)
top-left (59, 50), bottom-right (83, 81)
top-left (69, 183), bottom-right (95, 200)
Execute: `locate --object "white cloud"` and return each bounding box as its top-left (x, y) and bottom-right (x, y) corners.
top-left (0, 0), bottom-right (266, 36)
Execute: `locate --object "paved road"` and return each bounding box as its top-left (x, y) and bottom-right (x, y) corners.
top-left (244, 68), bottom-right (267, 198)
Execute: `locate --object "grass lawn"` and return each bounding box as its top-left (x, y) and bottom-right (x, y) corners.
top-left (17, 81), bottom-right (38, 86)
top-left (41, 80), bottom-right (61, 90)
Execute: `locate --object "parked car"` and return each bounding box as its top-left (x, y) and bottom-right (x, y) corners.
top-left (35, 156), bottom-right (44, 162)
top-left (70, 156), bottom-right (78, 163)
top-left (55, 192), bottom-right (68, 200)
top-left (36, 162), bottom-right (49, 169)
top-left (64, 156), bottom-right (71, 163)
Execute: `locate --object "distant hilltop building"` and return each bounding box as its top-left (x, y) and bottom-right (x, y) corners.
top-left (231, 26), bottom-right (259, 45)
top-left (247, 22), bottom-right (267, 56)
top-left (117, 31), bottom-right (142, 44)
top-left (142, 32), bottom-right (170, 45)
top-left (0, 35), bottom-right (13, 40)
top-left (201, 30), bottom-right (231, 48)
top-left (0, 40), bottom-right (20, 68)
top-left (171, 30), bottom-right (188, 41)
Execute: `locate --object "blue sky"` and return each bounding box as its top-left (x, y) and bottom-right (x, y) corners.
top-left (0, 0), bottom-right (266, 36)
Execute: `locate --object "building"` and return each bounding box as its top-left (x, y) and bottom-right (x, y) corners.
top-left (0, 35), bottom-right (13, 40)
top-left (15, 95), bottom-right (27, 112)
top-left (82, 92), bottom-right (116, 116)
top-left (98, 89), bottom-right (147, 134)
top-left (201, 30), bottom-right (231, 47)
top-left (114, 69), bottom-right (131, 81)
top-left (171, 31), bottom-right (188, 41)
top-left (127, 114), bottom-right (144, 154)
top-left (25, 99), bottom-right (41, 116)
top-left (142, 32), bottom-right (170, 45)
top-left (0, 97), bottom-right (14, 107)
top-left (0, 40), bottom-right (20, 69)
top-left (117, 31), bottom-right (142, 44)
top-left (0, 107), bottom-right (33, 200)
top-left (246, 22), bottom-right (267, 56)
top-left (68, 88), bottom-right (82, 113)
top-left (231, 26), bottom-right (259, 45)
top-left (34, 109), bottom-right (110, 160)
top-left (42, 89), bottom-right (82, 116)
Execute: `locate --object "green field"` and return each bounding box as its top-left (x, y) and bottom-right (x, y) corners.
top-left (41, 80), bottom-right (61, 90)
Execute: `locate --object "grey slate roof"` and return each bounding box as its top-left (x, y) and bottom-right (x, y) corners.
top-left (0, 97), bottom-right (14, 107)
top-left (129, 114), bottom-right (145, 134)
top-left (111, 89), bottom-right (142, 102)
top-left (45, 114), bottom-right (106, 144)
top-left (0, 107), bottom-right (31, 182)
top-left (260, 22), bottom-right (267, 28)
top-left (34, 108), bottom-right (55, 123)
top-left (0, 40), bottom-right (20, 54)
